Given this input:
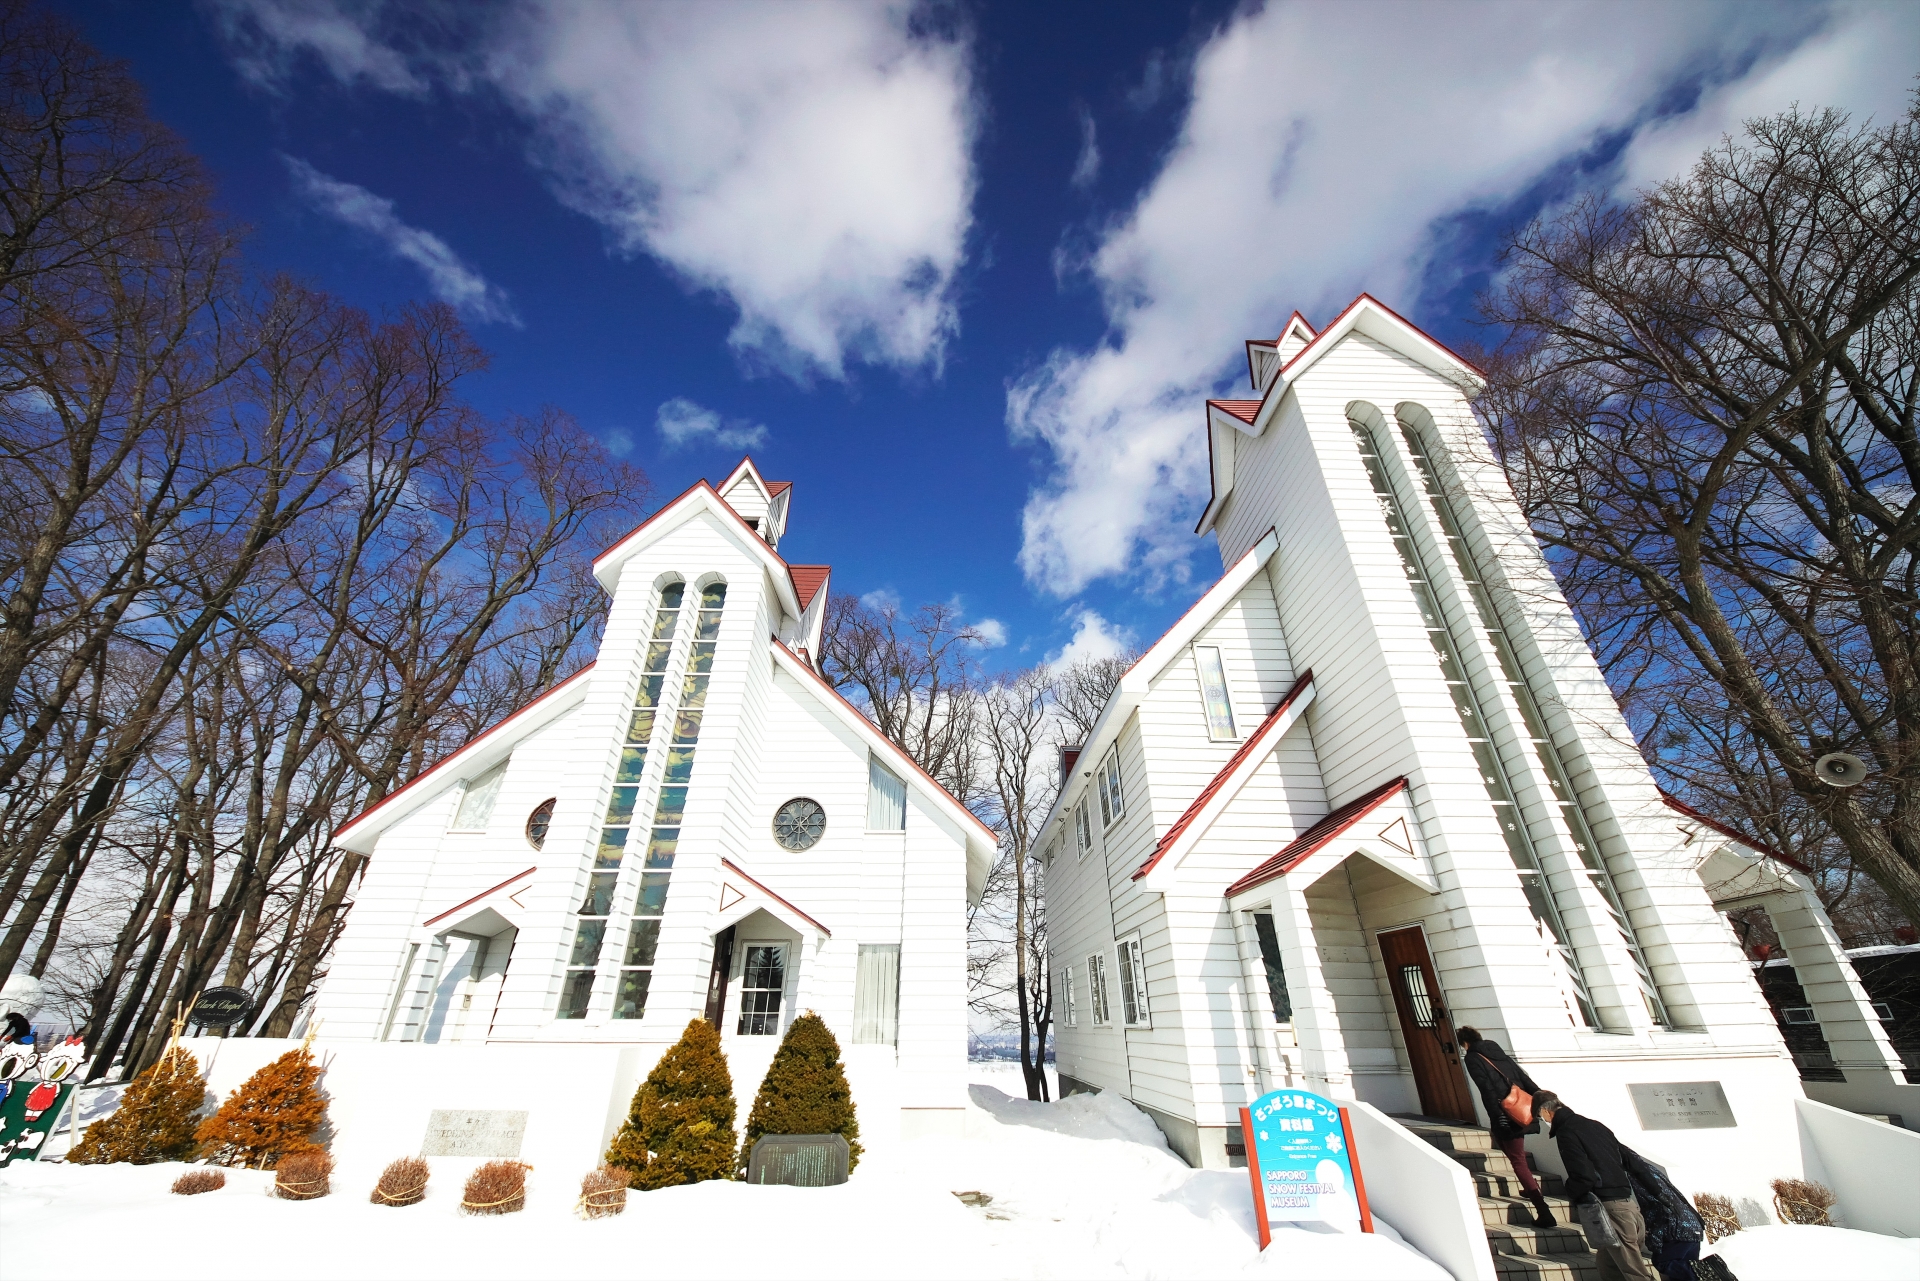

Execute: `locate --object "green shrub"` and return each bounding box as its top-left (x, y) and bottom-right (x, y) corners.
top-left (741, 1011), bottom-right (861, 1173)
top-left (606, 1017), bottom-right (737, 1189)
top-left (69, 1046), bottom-right (203, 1165)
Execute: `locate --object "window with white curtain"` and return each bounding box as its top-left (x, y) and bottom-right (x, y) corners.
top-left (867, 757), bottom-right (907, 831)
top-left (1193, 645), bottom-right (1237, 739)
top-left (451, 760), bottom-right (508, 831)
top-left (1086, 952), bottom-right (1110, 1025)
top-left (1117, 937), bottom-right (1150, 1027)
top-left (853, 944), bottom-right (900, 1045)
top-left (1097, 744), bottom-right (1125, 827)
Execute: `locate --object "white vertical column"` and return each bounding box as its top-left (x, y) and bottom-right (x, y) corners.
top-left (1263, 881), bottom-right (1353, 1099)
top-left (1768, 889), bottom-right (1906, 1085)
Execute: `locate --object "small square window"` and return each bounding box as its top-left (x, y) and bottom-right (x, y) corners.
top-left (451, 761), bottom-right (508, 831)
top-left (1781, 1006), bottom-right (1818, 1025)
top-left (1872, 1002), bottom-right (1894, 1022)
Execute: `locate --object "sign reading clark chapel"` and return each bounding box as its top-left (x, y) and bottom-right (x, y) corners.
top-left (420, 1109), bottom-right (528, 1158)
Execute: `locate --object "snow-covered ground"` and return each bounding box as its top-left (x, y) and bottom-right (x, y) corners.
top-left (1708, 1224), bottom-right (1920, 1281)
top-left (3, 1062), bottom-right (1447, 1281)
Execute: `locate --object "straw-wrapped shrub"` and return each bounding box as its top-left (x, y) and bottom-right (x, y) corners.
top-left (273, 1151), bottom-right (333, 1201)
top-left (578, 1164), bottom-right (630, 1219)
top-left (1770, 1178), bottom-right (1836, 1226)
top-left (171, 1168), bottom-right (225, 1196)
top-left (371, 1156), bottom-right (430, 1207)
top-left (1693, 1192), bottom-right (1741, 1242)
top-left (462, 1160), bottom-right (529, 1215)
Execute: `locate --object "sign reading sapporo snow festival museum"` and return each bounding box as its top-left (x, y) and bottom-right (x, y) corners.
top-left (1244, 1088), bottom-right (1360, 1227)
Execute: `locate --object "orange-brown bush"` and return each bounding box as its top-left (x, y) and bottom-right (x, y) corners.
top-left (1770, 1178), bottom-right (1836, 1226)
top-left (462, 1160), bottom-right (529, 1215)
top-left (273, 1151), bottom-right (333, 1201)
top-left (577, 1164), bottom-right (630, 1219)
top-left (197, 1046), bottom-right (329, 1169)
top-left (171, 1169), bottom-right (225, 1196)
top-left (1693, 1192), bottom-right (1741, 1242)
top-left (371, 1156), bottom-right (430, 1207)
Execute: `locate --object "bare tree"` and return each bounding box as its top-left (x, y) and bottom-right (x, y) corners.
top-left (1477, 98), bottom-right (1920, 929)
top-left (977, 665), bottom-right (1055, 1100)
top-left (1053, 651), bottom-right (1137, 743)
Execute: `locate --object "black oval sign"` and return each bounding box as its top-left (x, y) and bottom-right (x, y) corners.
top-left (189, 987), bottom-right (255, 1028)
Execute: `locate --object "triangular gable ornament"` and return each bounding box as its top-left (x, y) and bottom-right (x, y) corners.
top-left (1376, 817), bottom-right (1414, 854)
top-left (718, 883), bottom-right (745, 912)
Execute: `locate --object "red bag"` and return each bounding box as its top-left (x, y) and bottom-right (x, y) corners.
top-left (1475, 1052), bottom-right (1534, 1127)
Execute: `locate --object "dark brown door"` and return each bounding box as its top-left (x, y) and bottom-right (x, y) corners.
top-left (703, 926), bottom-right (736, 1026)
top-left (1378, 926), bottom-right (1477, 1123)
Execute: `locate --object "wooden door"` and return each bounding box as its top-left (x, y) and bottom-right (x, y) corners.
top-left (703, 926), bottom-right (736, 1026)
top-left (1378, 926), bottom-right (1477, 1123)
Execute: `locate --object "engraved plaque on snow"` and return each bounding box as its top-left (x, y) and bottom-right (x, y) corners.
top-left (1628, 1082), bottom-right (1736, 1130)
top-left (746, 1133), bottom-right (849, 1187)
top-left (420, 1109), bottom-right (528, 1157)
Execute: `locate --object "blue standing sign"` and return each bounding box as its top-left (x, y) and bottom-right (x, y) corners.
top-left (1239, 1087), bottom-right (1373, 1247)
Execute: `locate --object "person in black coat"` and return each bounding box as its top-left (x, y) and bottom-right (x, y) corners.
top-left (1536, 1092), bottom-right (1657, 1281)
top-left (1622, 1146), bottom-right (1704, 1281)
top-left (1458, 1026), bottom-right (1554, 1227)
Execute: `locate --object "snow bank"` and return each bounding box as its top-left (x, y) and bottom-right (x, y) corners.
top-left (1708, 1224), bottom-right (1920, 1281)
top-left (3, 1064), bottom-right (1446, 1281)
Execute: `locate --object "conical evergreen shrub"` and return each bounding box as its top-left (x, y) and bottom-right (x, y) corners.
top-left (605, 1017), bottom-right (737, 1189)
top-left (69, 1045), bottom-right (204, 1165)
top-left (741, 1011), bottom-right (861, 1173)
top-left (195, 1043), bottom-right (328, 1168)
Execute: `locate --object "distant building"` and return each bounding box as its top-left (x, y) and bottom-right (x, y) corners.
top-left (1755, 943), bottom-right (1920, 1086)
top-left (308, 460), bottom-right (993, 1141)
top-left (1039, 296), bottom-right (1915, 1192)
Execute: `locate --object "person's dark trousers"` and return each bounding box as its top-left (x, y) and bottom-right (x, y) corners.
top-left (1652, 1241), bottom-right (1700, 1281)
top-left (1497, 1135), bottom-right (1542, 1194)
top-left (1590, 1197), bottom-right (1657, 1281)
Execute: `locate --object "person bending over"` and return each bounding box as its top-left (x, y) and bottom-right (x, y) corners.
top-left (1534, 1091), bottom-right (1655, 1281)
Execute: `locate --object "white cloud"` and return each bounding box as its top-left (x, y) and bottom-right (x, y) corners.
top-left (283, 157), bottom-right (520, 325)
top-left (1048, 609), bottom-right (1132, 670)
top-left (1071, 104), bottom-right (1100, 191)
top-left (217, 1), bottom-right (978, 382)
top-left (1010, 2), bottom-right (1911, 595)
top-left (971, 617), bottom-right (1009, 648)
top-left (654, 398), bottom-right (769, 452)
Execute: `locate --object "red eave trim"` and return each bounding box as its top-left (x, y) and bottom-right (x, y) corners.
top-left (765, 480), bottom-right (792, 496)
top-left (424, 867), bottom-right (536, 927)
top-left (721, 857), bottom-right (831, 937)
top-left (596, 478), bottom-right (709, 563)
top-left (1122, 534), bottom-right (1274, 683)
top-left (334, 663), bottom-right (596, 842)
top-left (770, 636), bottom-right (996, 846)
top-left (1660, 791), bottom-right (1809, 873)
top-left (1208, 398), bottom-right (1261, 425)
top-left (788, 565), bottom-right (830, 611)
top-left (1225, 776), bottom-right (1410, 898)
top-left (1133, 671), bottom-right (1314, 881)
top-left (1278, 293), bottom-right (1482, 380)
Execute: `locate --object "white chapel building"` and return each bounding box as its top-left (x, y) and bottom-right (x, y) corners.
top-left (1040, 296), bottom-right (1913, 1193)
top-left (304, 460), bottom-right (993, 1142)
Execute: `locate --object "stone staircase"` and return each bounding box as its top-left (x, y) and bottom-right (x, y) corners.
top-left (1396, 1118), bottom-right (1598, 1280)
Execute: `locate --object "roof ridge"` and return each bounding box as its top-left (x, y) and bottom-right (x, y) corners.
top-left (1224, 775), bottom-right (1409, 897)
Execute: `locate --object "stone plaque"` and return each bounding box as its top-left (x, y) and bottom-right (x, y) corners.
top-left (420, 1109), bottom-right (528, 1158)
top-left (1628, 1081), bottom-right (1736, 1130)
top-left (746, 1133), bottom-right (850, 1187)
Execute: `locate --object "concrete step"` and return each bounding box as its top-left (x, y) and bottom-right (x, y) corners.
top-left (1487, 1224), bottom-right (1592, 1256)
top-left (1473, 1169), bottom-right (1566, 1198)
top-left (1481, 1193), bottom-right (1576, 1228)
top-left (1493, 1249), bottom-right (1600, 1280)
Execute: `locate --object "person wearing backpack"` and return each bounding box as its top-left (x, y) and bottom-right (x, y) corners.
top-left (1458, 1026), bottom-right (1555, 1228)
top-left (1534, 1091), bottom-right (1658, 1281)
top-left (1622, 1145), bottom-right (1704, 1281)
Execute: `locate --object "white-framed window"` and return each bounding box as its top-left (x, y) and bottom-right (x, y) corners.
top-left (867, 757), bottom-right (907, 831)
top-left (1873, 1002), bottom-right (1895, 1022)
top-left (450, 760), bottom-right (508, 831)
top-left (1781, 1006), bottom-right (1818, 1025)
top-left (1116, 936), bottom-right (1151, 1027)
top-left (738, 942), bottom-right (788, 1035)
top-left (1063, 965), bottom-right (1078, 1027)
top-left (1075, 801), bottom-right (1093, 859)
top-left (1086, 952), bottom-right (1111, 1026)
top-left (1097, 744), bottom-right (1125, 828)
top-left (853, 944), bottom-right (900, 1045)
top-left (1193, 645), bottom-right (1237, 739)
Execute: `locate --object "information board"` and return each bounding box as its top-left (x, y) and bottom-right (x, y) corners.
top-left (1628, 1081), bottom-right (1736, 1131)
top-left (420, 1109), bottom-right (528, 1157)
top-left (1240, 1088), bottom-right (1372, 1247)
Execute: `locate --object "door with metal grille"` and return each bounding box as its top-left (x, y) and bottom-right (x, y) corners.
top-left (1378, 925), bottom-right (1476, 1122)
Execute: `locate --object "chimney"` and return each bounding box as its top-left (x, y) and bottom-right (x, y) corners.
top-left (1058, 744), bottom-right (1082, 788)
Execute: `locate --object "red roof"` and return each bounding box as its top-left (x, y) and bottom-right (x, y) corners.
top-left (766, 480), bottom-right (791, 497)
top-left (1224, 776), bottom-right (1409, 897)
top-left (788, 565), bottom-right (830, 611)
top-left (424, 867), bottom-right (536, 927)
top-left (1209, 399), bottom-right (1261, 425)
top-left (1660, 791), bottom-right (1809, 873)
top-left (1133, 671), bottom-right (1314, 881)
top-left (722, 857), bottom-right (830, 936)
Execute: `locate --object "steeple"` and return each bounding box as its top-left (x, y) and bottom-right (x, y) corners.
top-left (716, 457), bottom-right (791, 551)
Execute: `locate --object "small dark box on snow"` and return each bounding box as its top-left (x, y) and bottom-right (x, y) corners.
top-left (746, 1134), bottom-right (849, 1187)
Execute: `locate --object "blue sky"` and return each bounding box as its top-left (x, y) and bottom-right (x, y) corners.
top-left (59, 1), bottom-right (1917, 671)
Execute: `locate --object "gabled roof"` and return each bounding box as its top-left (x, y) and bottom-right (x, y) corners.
top-left (1244, 312), bottom-right (1317, 388)
top-left (424, 867), bottom-right (535, 927)
top-left (720, 856), bottom-right (830, 939)
top-left (1224, 776), bottom-right (1409, 897)
top-left (766, 480), bottom-right (791, 497)
top-left (332, 663), bottom-right (596, 852)
top-left (1208, 399), bottom-right (1261, 425)
top-left (1197, 294), bottom-right (1484, 535)
top-left (593, 480), bottom-right (802, 618)
top-left (1661, 791), bottom-right (1808, 873)
top-left (768, 637), bottom-right (996, 902)
top-left (788, 565), bottom-right (830, 611)
top-left (1132, 671), bottom-right (1315, 890)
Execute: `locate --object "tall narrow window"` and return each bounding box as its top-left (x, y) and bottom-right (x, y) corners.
top-left (452, 760), bottom-right (508, 831)
top-left (738, 943), bottom-right (787, 1035)
top-left (1063, 966), bottom-right (1078, 1027)
top-left (1117, 938), bottom-right (1150, 1027)
top-left (1350, 416), bottom-right (1599, 1030)
top-left (1075, 801), bottom-right (1093, 859)
top-left (1097, 744), bottom-right (1125, 827)
top-left (1252, 913), bottom-right (1292, 1023)
top-left (853, 944), bottom-right (900, 1045)
top-left (1086, 952), bottom-right (1111, 1025)
top-left (1194, 646), bottom-right (1237, 739)
top-left (867, 757), bottom-right (907, 831)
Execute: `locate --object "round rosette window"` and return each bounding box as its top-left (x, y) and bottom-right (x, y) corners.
top-left (772, 798), bottom-right (826, 851)
top-left (526, 797), bottom-right (557, 849)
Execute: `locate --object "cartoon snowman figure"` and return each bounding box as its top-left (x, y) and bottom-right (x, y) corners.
top-left (24, 1036), bottom-right (84, 1121)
